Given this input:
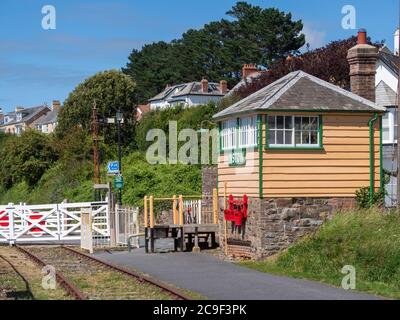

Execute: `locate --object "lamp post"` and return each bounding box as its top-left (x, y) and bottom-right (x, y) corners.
top-left (116, 109), bottom-right (123, 206)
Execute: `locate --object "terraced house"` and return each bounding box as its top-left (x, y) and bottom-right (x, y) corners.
top-left (0, 105), bottom-right (50, 135)
top-left (213, 30), bottom-right (386, 259)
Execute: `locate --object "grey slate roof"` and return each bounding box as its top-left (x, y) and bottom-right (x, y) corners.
top-left (149, 81), bottom-right (226, 102)
top-left (2, 105), bottom-right (50, 126)
top-left (213, 71), bottom-right (385, 120)
top-left (379, 48), bottom-right (399, 76)
top-left (33, 108), bottom-right (59, 126)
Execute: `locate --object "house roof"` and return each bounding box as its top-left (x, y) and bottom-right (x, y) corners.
top-left (1, 105), bottom-right (50, 126)
top-left (149, 81), bottom-right (226, 102)
top-left (213, 71), bottom-right (385, 120)
top-left (225, 71), bottom-right (266, 97)
top-left (32, 108), bottom-right (59, 126)
top-left (378, 48), bottom-right (400, 76)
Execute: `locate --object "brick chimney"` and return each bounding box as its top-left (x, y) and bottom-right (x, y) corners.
top-left (242, 64), bottom-right (258, 79)
top-left (51, 100), bottom-right (61, 112)
top-left (201, 78), bottom-right (209, 93)
top-left (394, 28), bottom-right (399, 55)
top-left (219, 80), bottom-right (228, 94)
top-left (347, 29), bottom-right (378, 102)
top-left (0, 108), bottom-right (3, 123)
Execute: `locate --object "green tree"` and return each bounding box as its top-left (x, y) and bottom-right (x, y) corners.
top-left (56, 70), bottom-right (138, 149)
top-left (0, 130), bottom-right (57, 188)
top-left (123, 1), bottom-right (305, 103)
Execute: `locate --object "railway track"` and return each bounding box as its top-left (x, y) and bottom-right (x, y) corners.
top-left (0, 252), bottom-right (33, 300)
top-left (17, 246), bottom-right (191, 300)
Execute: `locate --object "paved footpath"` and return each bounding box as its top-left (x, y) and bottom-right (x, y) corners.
top-left (94, 249), bottom-right (382, 300)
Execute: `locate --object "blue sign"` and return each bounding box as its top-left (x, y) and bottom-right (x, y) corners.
top-left (107, 161), bottom-right (120, 174)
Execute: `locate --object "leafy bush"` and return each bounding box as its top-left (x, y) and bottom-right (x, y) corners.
top-left (355, 187), bottom-right (385, 209)
top-left (0, 130), bottom-right (57, 188)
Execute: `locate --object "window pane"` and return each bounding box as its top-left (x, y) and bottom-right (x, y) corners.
top-left (277, 116), bottom-right (284, 129)
top-left (295, 131), bottom-right (301, 144)
top-left (268, 116), bottom-right (275, 129)
top-left (383, 127), bottom-right (390, 142)
top-left (276, 130), bottom-right (284, 144)
top-left (269, 130), bottom-right (276, 145)
top-left (295, 117), bottom-right (301, 130)
top-left (285, 131), bottom-right (292, 145)
top-left (302, 117), bottom-right (310, 130)
top-left (285, 116), bottom-right (292, 129)
top-left (302, 131), bottom-right (310, 144)
top-left (310, 131), bottom-right (318, 144)
top-left (310, 117), bottom-right (318, 130)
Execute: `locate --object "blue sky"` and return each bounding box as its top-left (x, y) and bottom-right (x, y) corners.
top-left (0, 0), bottom-right (398, 112)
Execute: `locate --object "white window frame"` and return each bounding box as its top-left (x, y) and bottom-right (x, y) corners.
top-left (238, 116), bottom-right (258, 148)
top-left (382, 107), bottom-right (397, 144)
top-left (221, 119), bottom-right (237, 151)
top-left (268, 115), bottom-right (321, 148)
top-left (221, 116), bottom-right (258, 151)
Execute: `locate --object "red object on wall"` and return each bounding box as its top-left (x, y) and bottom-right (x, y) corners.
top-left (224, 195), bottom-right (248, 226)
top-left (0, 211), bottom-right (8, 228)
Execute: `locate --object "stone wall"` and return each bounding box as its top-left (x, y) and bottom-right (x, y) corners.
top-left (219, 197), bottom-right (355, 260)
top-left (202, 166), bottom-right (217, 208)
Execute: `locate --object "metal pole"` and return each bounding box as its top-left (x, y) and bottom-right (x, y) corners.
top-left (397, 6), bottom-right (400, 208)
top-left (117, 109), bottom-right (122, 206)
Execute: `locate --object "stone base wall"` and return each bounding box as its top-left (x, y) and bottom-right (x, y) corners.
top-left (219, 197), bottom-right (355, 260)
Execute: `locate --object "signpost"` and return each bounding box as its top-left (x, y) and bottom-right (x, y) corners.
top-left (114, 175), bottom-right (124, 189)
top-left (107, 161), bottom-right (120, 175)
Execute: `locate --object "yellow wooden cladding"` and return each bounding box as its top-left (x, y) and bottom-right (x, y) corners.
top-left (218, 113), bottom-right (381, 198)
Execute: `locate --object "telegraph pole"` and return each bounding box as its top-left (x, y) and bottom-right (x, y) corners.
top-left (92, 102), bottom-right (101, 189)
top-left (116, 109), bottom-right (123, 206)
top-left (397, 4), bottom-right (400, 208)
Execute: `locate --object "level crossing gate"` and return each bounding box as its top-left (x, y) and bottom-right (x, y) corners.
top-left (0, 201), bottom-right (110, 244)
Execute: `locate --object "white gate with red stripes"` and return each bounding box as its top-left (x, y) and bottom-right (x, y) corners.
top-left (0, 201), bottom-right (110, 244)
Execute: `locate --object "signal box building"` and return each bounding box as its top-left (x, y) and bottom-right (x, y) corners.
top-left (213, 30), bottom-right (386, 259)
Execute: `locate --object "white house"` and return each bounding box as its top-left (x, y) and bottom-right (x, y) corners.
top-left (148, 79), bottom-right (228, 110)
top-left (376, 30), bottom-right (399, 206)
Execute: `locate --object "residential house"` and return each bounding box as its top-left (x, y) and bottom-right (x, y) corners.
top-left (225, 64), bottom-right (265, 97)
top-left (0, 108), bottom-right (4, 125)
top-left (148, 79), bottom-right (228, 110)
top-left (212, 30), bottom-right (385, 259)
top-left (375, 30), bottom-right (399, 206)
top-left (0, 105), bottom-right (50, 135)
top-left (136, 104), bottom-right (150, 121)
top-left (32, 100), bottom-right (62, 134)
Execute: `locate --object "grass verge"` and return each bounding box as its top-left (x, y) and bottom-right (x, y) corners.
top-left (240, 208), bottom-right (400, 299)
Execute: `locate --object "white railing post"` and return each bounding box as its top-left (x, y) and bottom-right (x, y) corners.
top-left (56, 204), bottom-right (61, 241)
top-left (8, 204), bottom-right (14, 245)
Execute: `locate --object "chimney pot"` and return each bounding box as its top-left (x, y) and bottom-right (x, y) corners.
top-left (357, 28), bottom-right (367, 45)
top-left (242, 64), bottom-right (258, 80)
top-left (51, 100), bottom-right (61, 112)
top-left (201, 78), bottom-right (209, 93)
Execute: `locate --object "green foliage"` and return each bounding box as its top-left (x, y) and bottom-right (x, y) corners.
top-left (242, 209), bottom-right (400, 299)
top-left (56, 70), bottom-right (138, 149)
top-left (0, 130), bottom-right (57, 188)
top-left (121, 152), bottom-right (202, 209)
top-left (355, 187), bottom-right (385, 209)
top-left (136, 103), bottom-right (217, 153)
top-left (123, 2), bottom-right (305, 103)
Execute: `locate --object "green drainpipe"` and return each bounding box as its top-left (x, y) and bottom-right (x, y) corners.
top-left (368, 113), bottom-right (379, 203)
top-left (258, 115), bottom-right (263, 199)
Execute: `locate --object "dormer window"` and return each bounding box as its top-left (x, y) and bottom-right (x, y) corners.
top-left (16, 113), bottom-right (22, 121)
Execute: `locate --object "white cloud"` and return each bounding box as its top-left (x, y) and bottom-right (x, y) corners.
top-left (302, 23), bottom-right (326, 49)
